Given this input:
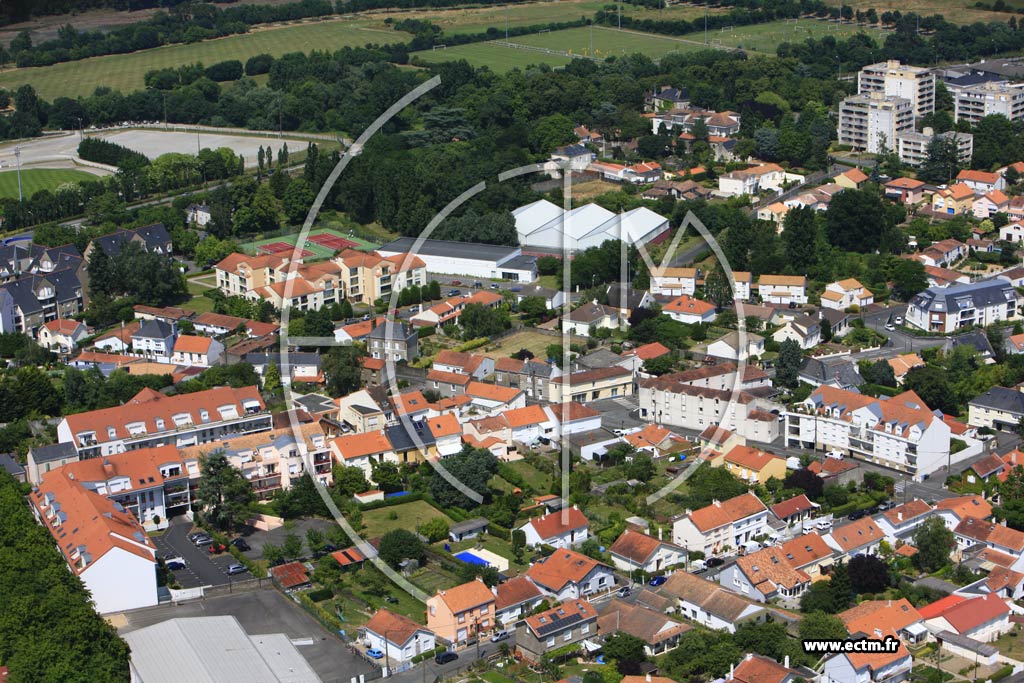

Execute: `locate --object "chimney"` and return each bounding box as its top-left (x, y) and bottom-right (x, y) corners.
top-left (658, 527), bottom-right (663, 541)
top-left (729, 663), bottom-right (735, 681)
top-left (897, 512), bottom-right (903, 521)
top-left (713, 499), bottom-right (721, 507)
top-left (646, 675), bottom-right (651, 683)
top-left (784, 655), bottom-right (790, 669)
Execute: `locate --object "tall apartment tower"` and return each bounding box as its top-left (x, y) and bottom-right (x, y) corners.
top-left (954, 81), bottom-right (1024, 124)
top-left (838, 92), bottom-right (915, 154)
top-left (857, 60), bottom-right (936, 119)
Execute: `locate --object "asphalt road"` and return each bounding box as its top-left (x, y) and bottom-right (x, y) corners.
top-left (152, 516), bottom-right (247, 588)
top-left (859, 304), bottom-right (946, 355)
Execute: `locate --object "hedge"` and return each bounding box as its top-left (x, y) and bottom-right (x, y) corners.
top-left (417, 325), bottom-right (436, 338)
top-left (992, 665), bottom-right (1014, 681)
top-left (358, 491), bottom-right (426, 510)
top-left (457, 337), bottom-right (489, 352)
top-left (307, 586), bottom-right (334, 602)
top-left (411, 646), bottom-right (447, 663)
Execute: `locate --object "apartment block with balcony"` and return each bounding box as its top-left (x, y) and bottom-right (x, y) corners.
top-left (785, 385), bottom-right (954, 480)
top-left (858, 60), bottom-right (936, 118)
top-left (896, 128), bottom-right (973, 168)
top-left (838, 93), bottom-right (915, 154)
top-left (907, 280), bottom-right (1020, 334)
top-left (954, 81), bottom-right (1024, 124)
top-left (334, 250), bottom-right (426, 306)
top-left (56, 385), bottom-right (270, 459)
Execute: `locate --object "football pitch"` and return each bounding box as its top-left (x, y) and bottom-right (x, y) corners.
top-left (0, 169), bottom-right (98, 199)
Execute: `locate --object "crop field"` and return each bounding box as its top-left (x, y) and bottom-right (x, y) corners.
top-left (0, 169), bottom-right (97, 199)
top-left (0, 19), bottom-right (409, 100)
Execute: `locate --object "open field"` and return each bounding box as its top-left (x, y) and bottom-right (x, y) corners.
top-left (414, 40), bottom-right (575, 70)
top-left (826, 0), bottom-right (1019, 25)
top-left (0, 169), bottom-right (97, 199)
top-left (0, 18), bottom-right (409, 100)
top-left (240, 227), bottom-right (378, 259)
top-left (360, 499), bottom-right (454, 539)
top-left (477, 329), bottom-right (560, 360)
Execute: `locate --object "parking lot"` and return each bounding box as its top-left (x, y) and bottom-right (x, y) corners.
top-left (118, 589), bottom-right (376, 683)
top-left (153, 516), bottom-right (247, 588)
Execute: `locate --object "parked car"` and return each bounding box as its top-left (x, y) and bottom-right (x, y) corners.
top-left (473, 281), bottom-right (482, 288)
top-left (885, 323), bottom-right (896, 331)
top-left (490, 283), bottom-right (500, 289)
top-left (894, 315), bottom-right (903, 324)
top-left (208, 542), bottom-right (227, 554)
top-left (705, 557), bottom-right (725, 568)
top-left (451, 280), bottom-right (462, 286)
top-left (230, 538), bottom-right (251, 551)
top-left (648, 576), bottom-right (667, 587)
top-left (366, 648), bottom-right (385, 660)
top-left (815, 518), bottom-right (833, 530)
top-left (165, 557), bottom-right (187, 570)
top-left (435, 651), bottom-right (458, 665)
top-left (385, 596), bottom-right (399, 604)
top-left (490, 630), bottom-right (510, 643)
top-left (226, 563), bottom-right (248, 575)
top-left (194, 535), bottom-right (214, 547)
top-left (448, 289), bottom-right (460, 296)
top-left (848, 510), bottom-right (866, 521)
top-left (617, 586), bottom-right (631, 597)
top-left (878, 500), bottom-right (897, 511)
top-left (188, 532), bottom-right (209, 543)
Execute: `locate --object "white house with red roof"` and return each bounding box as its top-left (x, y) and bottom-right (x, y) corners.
top-left (518, 507), bottom-right (589, 549)
top-left (432, 350), bottom-right (494, 381)
top-left (524, 549), bottom-right (614, 601)
top-left (493, 576), bottom-right (544, 625)
top-left (362, 609), bottom-right (436, 664)
top-left (875, 499), bottom-right (934, 541)
top-left (821, 631), bottom-right (912, 683)
top-left (609, 528), bottom-right (687, 574)
top-left (957, 168), bottom-right (1005, 194)
top-left (769, 494), bottom-right (818, 525)
top-left (29, 470), bottom-right (159, 613)
top-left (170, 335), bottom-right (224, 367)
top-left (663, 295), bottom-right (717, 324)
top-left (921, 593), bottom-right (1011, 642)
top-left (672, 492), bottom-right (769, 556)
top-left (38, 318), bottom-right (88, 352)
top-left (974, 189), bottom-right (1010, 219)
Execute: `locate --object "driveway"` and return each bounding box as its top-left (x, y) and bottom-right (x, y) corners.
top-left (152, 516), bottom-right (240, 587)
top-left (237, 517), bottom-right (340, 560)
top-left (118, 588), bottom-right (375, 683)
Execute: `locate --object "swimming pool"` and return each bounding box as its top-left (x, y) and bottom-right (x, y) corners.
top-left (454, 550), bottom-right (489, 566)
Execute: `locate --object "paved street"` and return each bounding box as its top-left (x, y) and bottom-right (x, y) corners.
top-left (152, 516), bottom-right (246, 588)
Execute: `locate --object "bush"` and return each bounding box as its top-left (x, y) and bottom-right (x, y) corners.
top-left (417, 325), bottom-right (436, 338)
top-left (78, 137), bottom-right (149, 168)
top-left (307, 587), bottom-right (334, 602)
top-left (245, 53), bottom-right (274, 75)
top-left (993, 665), bottom-right (1015, 681)
top-left (457, 337), bottom-right (489, 352)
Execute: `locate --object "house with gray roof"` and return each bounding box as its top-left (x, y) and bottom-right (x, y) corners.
top-left (968, 386), bottom-right (1024, 430)
top-left (367, 321), bottom-right (418, 362)
top-left (799, 356), bottom-right (863, 391)
top-left (85, 223), bottom-right (172, 260)
top-left (945, 330), bottom-right (997, 364)
top-left (907, 280), bottom-right (1020, 333)
top-left (132, 319), bottom-right (177, 361)
top-left (0, 266), bottom-right (86, 335)
top-left (0, 453), bottom-right (25, 482)
top-left (26, 442), bottom-right (80, 484)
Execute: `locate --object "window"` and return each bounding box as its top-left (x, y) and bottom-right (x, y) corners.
top-left (547, 638), bottom-right (555, 648)
top-left (564, 631), bottom-right (572, 642)
top-left (457, 614), bottom-right (465, 624)
top-left (581, 624), bottom-right (589, 634)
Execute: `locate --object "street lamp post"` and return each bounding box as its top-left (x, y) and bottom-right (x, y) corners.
top-left (14, 145), bottom-right (22, 201)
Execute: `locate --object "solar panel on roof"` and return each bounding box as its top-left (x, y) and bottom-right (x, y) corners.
top-left (535, 612), bottom-right (583, 637)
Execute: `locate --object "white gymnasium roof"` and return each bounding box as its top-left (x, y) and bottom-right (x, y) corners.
top-left (513, 200), bottom-right (668, 250)
top-left (123, 616), bottom-right (320, 683)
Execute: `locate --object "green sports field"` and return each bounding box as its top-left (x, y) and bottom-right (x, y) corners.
top-left (241, 227), bottom-right (378, 260)
top-left (0, 168), bottom-right (97, 199)
top-left (0, 19), bottom-right (410, 100)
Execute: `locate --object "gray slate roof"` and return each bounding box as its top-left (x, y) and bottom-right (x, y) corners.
top-left (969, 386), bottom-right (1024, 416)
top-left (0, 453), bottom-right (24, 478)
top-left (910, 280), bottom-right (1018, 314)
top-left (799, 357), bottom-right (862, 390)
top-left (379, 237), bottom-right (520, 262)
top-left (133, 319), bottom-right (175, 340)
top-left (29, 442), bottom-right (78, 464)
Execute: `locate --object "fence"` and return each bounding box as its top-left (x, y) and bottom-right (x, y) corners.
top-left (203, 576), bottom-right (270, 598)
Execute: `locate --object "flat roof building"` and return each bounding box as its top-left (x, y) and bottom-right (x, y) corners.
top-left (376, 237), bottom-right (537, 282)
top-left (858, 60), bottom-right (936, 118)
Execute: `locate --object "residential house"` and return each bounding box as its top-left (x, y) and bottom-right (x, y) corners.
top-left (785, 386), bottom-right (953, 479)
top-left (625, 161), bottom-right (662, 184)
top-left (772, 314), bottom-right (821, 350)
top-left (361, 609), bottom-right (436, 665)
top-left (623, 423), bottom-right (692, 459)
top-left (875, 499), bottom-right (935, 542)
top-left (663, 295), bottom-right (717, 324)
top-left (466, 382), bottom-right (525, 413)
top-left (923, 264), bottom-right (970, 288)
top-left (561, 301), bottom-right (619, 337)
top-left (547, 366), bottom-right (633, 403)
top-left (29, 470), bottom-right (158, 613)
top-left (131, 319), bottom-right (177, 361)
top-left (55, 385), bottom-right (269, 458)
top-left (548, 144), bottom-right (595, 176)
top-left (888, 353), bottom-right (926, 384)
top-left (920, 593), bottom-right (1011, 642)
top-left (367, 321), bottom-right (418, 362)
top-left (26, 442), bottom-right (80, 485)
top-left (92, 320), bottom-right (140, 353)
top-left (329, 430), bottom-right (396, 482)
top-left (820, 635), bottom-right (912, 683)
top-left (336, 387), bottom-right (394, 433)
top-left (432, 350), bottom-right (494, 381)
top-left (493, 577), bottom-right (544, 626)
top-left (493, 357), bottom-right (559, 400)
top-left (720, 445), bottom-right (787, 484)
top-left (661, 571), bottom-right (767, 633)
top-left (729, 653), bottom-right (807, 683)
top-left (908, 280), bottom-right (1019, 333)
top-left (1000, 222), bottom-right (1024, 243)
top-left (953, 516), bottom-right (1024, 564)
top-left (822, 278), bottom-right (874, 310)
top-left (170, 335), bottom-right (224, 367)
top-left (757, 275), bottom-right (807, 305)
top-left (918, 238), bottom-right (968, 268)
top-left (646, 85), bottom-right (690, 111)
top-left (835, 168), bottom-right (869, 189)
top-left (718, 163), bottom-right (789, 197)
top-left (957, 169), bottom-right (1005, 194)
top-left (621, 342), bottom-right (672, 367)
top-left (597, 600), bottom-right (691, 657)
top-left (650, 267), bottom-right (698, 296)
top-left (334, 249), bottom-right (427, 306)
top-left (968, 386), bottom-right (1024, 430)
top-left (974, 190), bottom-right (1010, 219)
top-left (708, 331), bottom-right (765, 362)
top-left (931, 184), bottom-right (975, 216)
top-left (934, 495), bottom-right (993, 529)
top-left (244, 351), bottom-right (321, 385)
top-left (840, 599), bottom-right (928, 644)
top-left (426, 413), bottom-right (462, 458)
top-left (824, 516), bottom-right (886, 559)
top-left (779, 532), bottom-right (835, 580)
top-left (426, 579), bottom-right (496, 647)
top-left (719, 545), bottom-right (811, 603)
top-left (798, 356), bottom-right (862, 390)
top-left (85, 223), bottom-right (172, 262)
top-left (672, 492), bottom-right (769, 556)
top-left (515, 600), bottom-right (598, 665)
top-left (608, 528), bottom-right (687, 574)
top-left (185, 203), bottom-right (211, 226)
top-left (0, 452), bottom-right (25, 482)
top-left (606, 283), bottom-right (652, 319)
top-left (524, 549), bottom-right (615, 601)
top-left (514, 283), bottom-right (566, 310)
top-left (756, 202), bottom-right (789, 225)
top-left (518, 507), bottom-right (589, 549)
top-left (0, 262), bottom-right (86, 335)
top-left (807, 456), bottom-right (860, 485)
top-left (885, 177), bottom-right (927, 204)
top-left (769, 494), bottom-right (818, 526)
top-left (38, 318), bottom-right (88, 352)
top-left (192, 312), bottom-right (278, 338)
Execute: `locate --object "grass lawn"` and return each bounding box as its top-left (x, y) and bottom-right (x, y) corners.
top-left (181, 293), bottom-right (215, 314)
top-left (993, 626), bottom-right (1024, 660)
top-left (360, 499), bottom-right (454, 539)
top-left (0, 169), bottom-right (97, 199)
top-left (827, 0), bottom-right (1014, 25)
top-left (481, 672), bottom-right (519, 683)
top-left (413, 41), bottom-right (574, 71)
top-left (478, 329), bottom-right (565, 361)
top-left (503, 460), bottom-right (553, 493)
top-left (0, 19), bottom-right (410, 99)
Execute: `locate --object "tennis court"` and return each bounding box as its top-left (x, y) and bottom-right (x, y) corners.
top-left (257, 241), bottom-right (313, 258)
top-left (308, 232), bottom-right (359, 250)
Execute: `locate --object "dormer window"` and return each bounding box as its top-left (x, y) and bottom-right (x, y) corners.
top-left (172, 413), bottom-right (192, 427)
top-left (107, 427), bottom-right (117, 439)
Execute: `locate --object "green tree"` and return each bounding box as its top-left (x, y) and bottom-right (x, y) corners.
top-left (776, 339), bottom-right (803, 389)
top-left (828, 560), bottom-right (853, 611)
top-left (306, 528), bottom-right (326, 555)
top-left (418, 517), bottom-right (450, 543)
top-left (782, 206), bottom-right (820, 272)
top-left (263, 360), bottom-right (283, 396)
top-left (848, 554), bottom-right (890, 594)
top-left (518, 296), bottom-right (548, 324)
top-left (602, 632), bottom-right (647, 674)
top-left (370, 461), bottom-right (404, 493)
top-left (799, 612), bottom-right (848, 642)
top-left (460, 303), bottom-right (511, 340)
top-left (918, 135), bottom-right (962, 185)
top-left (642, 355), bottom-right (675, 376)
top-left (322, 346), bottom-right (362, 397)
top-left (378, 529), bottom-right (425, 568)
top-left (332, 465), bottom-right (369, 497)
top-left (887, 257), bottom-right (928, 301)
top-left (429, 445), bottom-right (499, 509)
top-left (912, 517), bottom-right (955, 572)
top-left (826, 188), bottom-right (899, 254)
top-left (282, 177), bottom-right (314, 225)
top-left (282, 532), bottom-right (304, 559)
top-left (799, 580), bottom-right (837, 613)
top-left (232, 184), bottom-right (281, 234)
top-left (704, 265), bottom-right (733, 308)
top-left (195, 450), bottom-right (255, 530)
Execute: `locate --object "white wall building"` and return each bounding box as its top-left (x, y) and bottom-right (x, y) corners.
top-left (512, 200), bottom-right (670, 253)
top-left (672, 492), bottom-right (770, 556)
top-left (362, 609), bottom-right (437, 664)
top-left (858, 60), bottom-right (936, 118)
top-left (954, 81), bottom-right (1024, 124)
top-left (907, 280), bottom-right (1020, 334)
top-left (838, 92), bottom-right (915, 154)
top-left (376, 237), bottom-right (537, 282)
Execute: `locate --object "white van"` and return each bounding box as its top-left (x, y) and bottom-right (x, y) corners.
top-left (766, 533), bottom-right (782, 546)
top-left (815, 518), bottom-right (833, 531)
top-left (802, 519), bottom-right (816, 533)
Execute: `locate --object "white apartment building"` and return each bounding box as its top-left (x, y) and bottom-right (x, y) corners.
top-left (785, 385), bottom-right (954, 480)
top-left (896, 128), bottom-right (973, 168)
top-left (838, 92), bottom-right (915, 154)
top-left (858, 60), bottom-right (936, 118)
top-left (907, 280), bottom-right (1020, 334)
top-left (757, 275), bottom-right (807, 305)
top-left (821, 278), bottom-right (874, 310)
top-left (650, 267), bottom-right (698, 296)
top-left (55, 386), bottom-right (271, 459)
top-left (954, 81), bottom-right (1024, 124)
top-left (672, 492), bottom-right (770, 555)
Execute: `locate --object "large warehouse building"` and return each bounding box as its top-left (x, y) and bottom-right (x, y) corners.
top-left (512, 200), bottom-right (670, 253)
top-left (376, 237), bottom-right (538, 282)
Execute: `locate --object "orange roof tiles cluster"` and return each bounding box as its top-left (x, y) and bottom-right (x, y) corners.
top-left (270, 561), bottom-right (311, 589)
top-left (735, 546), bottom-right (811, 592)
top-left (526, 507), bottom-right (589, 540)
top-left (828, 516), bottom-right (885, 553)
top-left (664, 295), bottom-right (715, 315)
top-left (526, 549), bottom-right (606, 592)
top-left (434, 578), bottom-right (495, 614)
top-left (723, 445), bottom-right (783, 472)
top-left (840, 598), bottom-right (922, 636)
top-left (608, 528), bottom-right (683, 564)
top-left (331, 430), bottom-right (393, 460)
top-left (687, 492), bottom-right (767, 533)
top-left (363, 608), bottom-right (429, 645)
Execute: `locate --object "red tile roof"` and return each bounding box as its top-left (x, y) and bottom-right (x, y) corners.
top-left (624, 342), bottom-right (670, 360)
top-left (918, 594), bottom-right (967, 620)
top-left (173, 335), bottom-right (213, 354)
top-left (363, 608), bottom-right (429, 645)
top-left (331, 431), bottom-right (393, 459)
top-left (664, 295), bottom-right (715, 316)
top-left (525, 550), bottom-right (607, 592)
top-left (882, 499), bottom-right (933, 526)
top-left (723, 445), bottom-right (782, 472)
top-left (435, 579), bottom-right (494, 614)
top-left (927, 593), bottom-right (1009, 634)
top-left (426, 369), bottom-right (472, 386)
top-left (330, 547), bottom-right (366, 566)
top-left (466, 381), bottom-right (522, 403)
top-left (687, 492), bottom-right (767, 533)
top-left (958, 169), bottom-right (1000, 184)
top-left (609, 528), bottom-right (684, 564)
top-left (770, 494), bottom-right (816, 520)
top-left (525, 507), bottom-right (589, 541)
top-left (733, 654), bottom-right (799, 683)
top-left (270, 561), bottom-right (310, 589)
top-left (827, 516), bottom-right (885, 553)
top-left (494, 576), bottom-right (542, 610)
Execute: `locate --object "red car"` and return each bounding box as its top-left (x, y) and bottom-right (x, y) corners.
top-left (208, 542), bottom-right (227, 554)
top-left (451, 280), bottom-right (462, 286)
